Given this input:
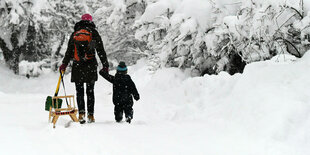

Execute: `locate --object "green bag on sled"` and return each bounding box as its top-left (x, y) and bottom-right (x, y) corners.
top-left (45, 96), bottom-right (63, 111)
top-left (45, 71), bottom-right (64, 111)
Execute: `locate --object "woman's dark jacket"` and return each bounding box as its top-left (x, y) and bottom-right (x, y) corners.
top-left (62, 20), bottom-right (109, 83)
top-left (100, 71), bottom-right (140, 106)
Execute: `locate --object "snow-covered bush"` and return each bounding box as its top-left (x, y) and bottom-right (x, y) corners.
top-left (18, 59), bottom-right (49, 77)
top-left (135, 0), bottom-right (307, 76)
top-left (206, 2), bottom-right (304, 74)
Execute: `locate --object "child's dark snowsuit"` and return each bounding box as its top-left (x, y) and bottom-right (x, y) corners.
top-left (100, 66), bottom-right (139, 123)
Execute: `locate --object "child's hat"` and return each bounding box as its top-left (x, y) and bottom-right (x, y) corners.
top-left (117, 61), bottom-right (127, 71)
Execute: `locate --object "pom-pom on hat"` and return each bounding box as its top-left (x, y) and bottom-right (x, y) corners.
top-left (117, 61), bottom-right (127, 72)
top-left (81, 13), bottom-right (92, 21)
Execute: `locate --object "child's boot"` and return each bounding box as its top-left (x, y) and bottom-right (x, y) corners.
top-left (126, 116), bottom-right (132, 124)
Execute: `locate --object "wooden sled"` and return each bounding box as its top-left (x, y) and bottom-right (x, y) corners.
top-left (49, 95), bottom-right (78, 128)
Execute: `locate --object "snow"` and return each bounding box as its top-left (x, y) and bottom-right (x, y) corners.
top-left (32, 0), bottom-right (50, 14)
top-left (242, 0), bottom-right (300, 9)
top-left (18, 60), bottom-right (45, 77)
top-left (1, 0), bottom-right (310, 153)
top-left (139, 0), bottom-right (180, 23)
top-left (1, 52), bottom-right (310, 154)
top-left (175, 18), bottom-right (197, 41)
top-left (106, 0), bottom-right (126, 27)
top-left (139, 0), bottom-right (213, 30)
top-left (305, 1), bottom-right (310, 13)
top-left (222, 15), bottom-right (240, 37)
top-left (9, 8), bottom-right (20, 24)
top-left (174, 0), bottom-right (213, 29)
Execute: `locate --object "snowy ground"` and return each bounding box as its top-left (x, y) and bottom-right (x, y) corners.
top-left (1, 54), bottom-right (310, 155)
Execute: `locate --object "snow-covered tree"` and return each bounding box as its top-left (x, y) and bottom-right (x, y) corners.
top-left (1, 0), bottom-right (309, 77)
top-left (0, 0), bottom-right (34, 73)
top-left (206, 0), bottom-right (305, 74)
top-left (135, 0), bottom-right (307, 76)
top-left (134, 0), bottom-right (240, 75)
top-left (44, 0), bottom-right (88, 71)
top-left (0, 0), bottom-right (88, 75)
top-left (94, 0), bottom-right (148, 68)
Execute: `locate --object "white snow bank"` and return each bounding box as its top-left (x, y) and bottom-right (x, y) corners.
top-left (134, 53), bottom-right (310, 154)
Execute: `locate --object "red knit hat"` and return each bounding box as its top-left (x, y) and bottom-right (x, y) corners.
top-left (81, 14), bottom-right (92, 21)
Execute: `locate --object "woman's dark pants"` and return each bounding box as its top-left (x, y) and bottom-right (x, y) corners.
top-left (75, 82), bottom-right (95, 115)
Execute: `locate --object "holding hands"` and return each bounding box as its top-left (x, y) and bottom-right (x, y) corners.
top-left (99, 67), bottom-right (109, 75)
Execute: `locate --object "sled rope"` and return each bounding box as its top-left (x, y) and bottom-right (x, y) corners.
top-left (48, 72), bottom-right (78, 128)
top-left (59, 70), bottom-right (69, 106)
top-left (54, 74), bottom-right (62, 97)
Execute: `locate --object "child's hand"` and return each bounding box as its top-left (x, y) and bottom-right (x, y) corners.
top-left (134, 94), bottom-right (140, 101)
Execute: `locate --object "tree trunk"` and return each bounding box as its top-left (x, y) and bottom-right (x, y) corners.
top-left (10, 26), bottom-right (22, 74)
top-left (55, 34), bottom-right (66, 56)
top-left (23, 23), bottom-right (37, 61)
top-left (0, 33), bottom-right (20, 74)
top-left (0, 38), bottom-right (12, 64)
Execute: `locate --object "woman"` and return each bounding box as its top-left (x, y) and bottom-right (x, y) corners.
top-left (59, 14), bottom-right (109, 124)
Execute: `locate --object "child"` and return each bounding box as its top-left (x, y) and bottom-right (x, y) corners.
top-left (99, 61), bottom-right (140, 123)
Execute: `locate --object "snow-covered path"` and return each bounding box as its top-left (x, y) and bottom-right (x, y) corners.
top-left (0, 93), bottom-right (285, 155)
top-left (1, 56), bottom-right (310, 155)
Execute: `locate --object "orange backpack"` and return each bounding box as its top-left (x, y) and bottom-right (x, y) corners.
top-left (73, 29), bottom-right (95, 61)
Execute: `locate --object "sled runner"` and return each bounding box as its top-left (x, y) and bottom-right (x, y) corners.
top-left (45, 71), bottom-right (78, 128)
